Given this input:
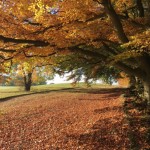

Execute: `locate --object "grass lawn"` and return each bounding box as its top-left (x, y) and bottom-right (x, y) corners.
top-left (0, 83), bottom-right (114, 99)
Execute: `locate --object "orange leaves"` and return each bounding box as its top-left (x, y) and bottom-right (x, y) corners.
top-left (0, 88), bottom-right (129, 149)
top-left (28, 0), bottom-right (47, 21)
top-left (117, 72), bottom-right (129, 87)
top-left (0, 0), bottom-right (122, 53)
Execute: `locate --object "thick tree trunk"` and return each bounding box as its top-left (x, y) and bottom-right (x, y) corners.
top-left (143, 78), bottom-right (150, 105)
top-left (128, 75), bottom-right (136, 89)
top-left (136, 55), bottom-right (150, 105)
top-left (25, 83), bottom-right (31, 91)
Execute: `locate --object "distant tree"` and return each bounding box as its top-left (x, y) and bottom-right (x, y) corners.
top-left (15, 61), bottom-right (54, 91)
top-left (4, 55), bottom-right (54, 91)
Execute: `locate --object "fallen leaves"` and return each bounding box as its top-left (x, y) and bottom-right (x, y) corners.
top-left (0, 88), bottom-right (129, 149)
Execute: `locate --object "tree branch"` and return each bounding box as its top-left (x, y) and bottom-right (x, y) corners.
top-left (0, 35), bottom-right (49, 46)
top-left (101, 0), bottom-right (129, 43)
top-left (0, 49), bottom-right (16, 53)
top-left (136, 0), bottom-right (144, 17)
top-left (115, 62), bottom-right (146, 79)
top-left (69, 46), bottom-right (107, 59)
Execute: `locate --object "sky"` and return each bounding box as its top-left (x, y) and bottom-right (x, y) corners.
top-left (46, 73), bottom-right (117, 85)
top-left (46, 74), bottom-right (74, 84)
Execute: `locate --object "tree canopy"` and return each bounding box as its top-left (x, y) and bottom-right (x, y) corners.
top-left (0, 0), bottom-right (150, 101)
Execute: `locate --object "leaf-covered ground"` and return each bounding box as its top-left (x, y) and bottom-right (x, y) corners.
top-left (0, 88), bottom-right (130, 150)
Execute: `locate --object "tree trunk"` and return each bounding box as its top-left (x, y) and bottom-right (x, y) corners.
top-left (25, 83), bottom-right (31, 91)
top-left (102, 0), bottom-right (129, 43)
top-left (143, 78), bottom-right (150, 105)
top-left (128, 75), bottom-right (136, 89)
top-left (136, 0), bottom-right (144, 17)
top-left (24, 73), bottom-right (32, 91)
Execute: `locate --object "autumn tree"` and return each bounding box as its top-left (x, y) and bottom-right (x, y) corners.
top-left (0, 0), bottom-right (150, 104)
top-left (13, 63), bottom-right (54, 88)
top-left (11, 55), bottom-right (54, 91)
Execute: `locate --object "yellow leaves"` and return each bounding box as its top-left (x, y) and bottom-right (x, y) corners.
top-left (110, 43), bottom-right (148, 65)
top-left (111, 50), bottom-right (142, 64)
top-left (28, 0), bottom-right (61, 22)
top-left (3, 61), bottom-right (12, 72)
top-left (114, 0), bottom-right (135, 12)
top-left (8, 1), bottom-right (30, 19)
top-left (123, 30), bottom-right (150, 51)
top-left (22, 62), bottom-right (32, 73)
top-left (3, 61), bottom-right (11, 68)
top-left (28, 0), bottom-right (46, 21)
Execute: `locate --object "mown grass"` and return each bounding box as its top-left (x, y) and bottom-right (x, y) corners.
top-left (0, 83), bottom-right (113, 99)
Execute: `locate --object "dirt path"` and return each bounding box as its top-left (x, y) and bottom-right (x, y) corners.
top-left (0, 88), bottom-right (129, 150)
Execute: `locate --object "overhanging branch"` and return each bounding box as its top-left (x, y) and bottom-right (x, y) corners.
top-left (115, 62), bottom-right (146, 79)
top-left (0, 35), bottom-right (49, 46)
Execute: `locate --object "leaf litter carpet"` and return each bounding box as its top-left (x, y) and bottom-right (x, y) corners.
top-left (0, 88), bottom-right (129, 150)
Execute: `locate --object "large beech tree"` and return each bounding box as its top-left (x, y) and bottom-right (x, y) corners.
top-left (0, 0), bottom-right (150, 102)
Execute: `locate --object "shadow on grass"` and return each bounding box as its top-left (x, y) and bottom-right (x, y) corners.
top-left (0, 88), bottom-right (74, 103)
top-left (69, 87), bottom-right (126, 94)
top-left (77, 88), bottom-right (127, 101)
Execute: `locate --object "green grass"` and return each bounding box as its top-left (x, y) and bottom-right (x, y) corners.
top-left (0, 83), bottom-right (114, 99)
top-left (0, 84), bottom-right (69, 99)
top-left (0, 86), bottom-right (31, 99)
